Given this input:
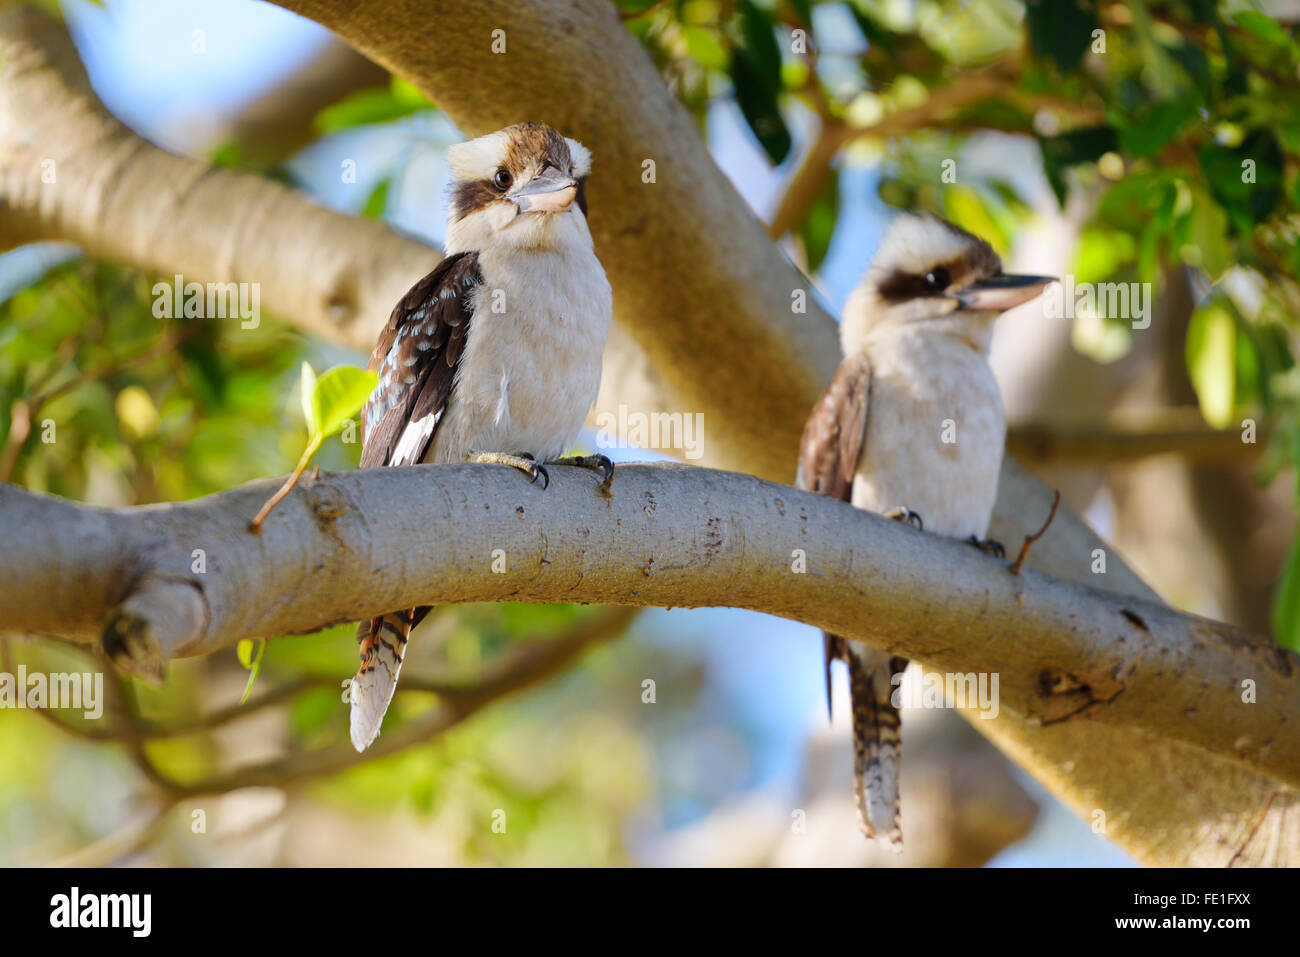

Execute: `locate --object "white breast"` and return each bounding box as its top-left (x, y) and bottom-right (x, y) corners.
top-left (852, 326), bottom-right (1006, 540)
top-left (426, 229), bottom-right (612, 464)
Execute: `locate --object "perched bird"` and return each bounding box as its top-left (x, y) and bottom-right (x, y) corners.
top-left (350, 122), bottom-right (614, 752)
top-left (797, 213), bottom-right (1052, 847)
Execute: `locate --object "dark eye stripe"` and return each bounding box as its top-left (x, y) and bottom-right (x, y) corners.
top-left (877, 258), bottom-right (971, 302)
top-left (450, 179), bottom-right (504, 221)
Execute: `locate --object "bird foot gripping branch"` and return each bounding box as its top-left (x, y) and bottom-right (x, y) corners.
top-left (551, 453), bottom-right (616, 496)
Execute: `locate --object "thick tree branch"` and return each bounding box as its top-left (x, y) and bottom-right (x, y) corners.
top-left (203, 38), bottom-right (390, 166)
top-left (0, 7), bottom-right (435, 347)
top-left (2, 468), bottom-right (1295, 794)
top-left (1008, 409), bottom-right (1264, 465)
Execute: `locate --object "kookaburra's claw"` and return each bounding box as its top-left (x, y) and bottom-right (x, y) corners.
top-left (471, 451), bottom-right (549, 489)
top-left (967, 535), bottom-right (1006, 558)
top-left (884, 507), bottom-right (924, 531)
top-left (553, 453), bottom-right (615, 495)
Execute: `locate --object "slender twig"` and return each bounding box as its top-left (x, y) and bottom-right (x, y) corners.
top-left (1009, 490), bottom-right (1061, 577)
top-left (249, 435), bottom-right (321, 532)
top-left (767, 121), bottom-right (848, 241)
top-left (767, 63), bottom-right (1026, 240)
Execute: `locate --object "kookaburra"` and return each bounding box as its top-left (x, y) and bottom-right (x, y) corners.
top-left (350, 122), bottom-right (613, 752)
top-left (797, 213), bottom-right (1052, 847)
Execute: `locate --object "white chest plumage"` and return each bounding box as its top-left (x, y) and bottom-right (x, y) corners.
top-left (852, 326), bottom-right (1005, 540)
top-left (425, 239), bottom-right (612, 465)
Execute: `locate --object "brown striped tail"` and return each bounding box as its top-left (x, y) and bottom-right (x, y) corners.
top-left (825, 633), bottom-right (906, 849)
top-left (349, 606), bottom-right (430, 752)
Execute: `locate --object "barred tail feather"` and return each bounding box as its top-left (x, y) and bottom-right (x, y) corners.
top-left (349, 606), bottom-right (429, 752)
top-left (826, 634), bottom-right (906, 849)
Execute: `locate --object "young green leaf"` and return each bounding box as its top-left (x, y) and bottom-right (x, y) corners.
top-left (362, 177), bottom-right (392, 220)
top-left (1272, 534), bottom-right (1300, 651)
top-left (799, 169), bottom-right (840, 274)
top-left (237, 638), bottom-right (267, 705)
top-left (311, 366), bottom-right (379, 439)
top-left (237, 637), bottom-right (261, 669)
top-left (1185, 297), bottom-right (1237, 429)
top-left (1024, 0), bottom-right (1099, 71)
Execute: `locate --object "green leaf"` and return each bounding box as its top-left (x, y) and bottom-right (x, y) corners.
top-left (1071, 225), bottom-right (1136, 284)
top-left (237, 638), bottom-right (267, 705)
top-left (1118, 96), bottom-right (1199, 158)
top-left (682, 26), bottom-right (729, 72)
top-left (1232, 11), bottom-right (1292, 48)
top-left (1024, 0), bottom-right (1099, 72)
top-left (362, 177), bottom-right (391, 220)
top-left (1198, 131), bottom-right (1284, 233)
top-left (944, 185), bottom-right (1010, 256)
top-left (730, 0), bottom-right (791, 165)
top-left (315, 83), bottom-right (429, 133)
top-left (1272, 533), bottom-right (1300, 651)
top-left (799, 168), bottom-right (840, 274)
top-left (179, 329), bottom-right (226, 403)
top-left (237, 637), bottom-right (262, 670)
top-left (1185, 297), bottom-right (1237, 429)
top-left (390, 77), bottom-right (430, 108)
top-left (1042, 126), bottom-right (1120, 166)
top-left (1179, 187), bottom-right (1231, 278)
top-left (311, 366), bottom-right (378, 439)
top-left (1165, 38), bottom-right (1212, 99)
top-left (300, 361), bottom-right (318, 435)
top-left (1039, 126), bottom-right (1119, 207)
top-left (730, 50), bottom-right (792, 165)
top-left (207, 141), bottom-right (244, 169)
top-left (737, 0), bottom-right (784, 81)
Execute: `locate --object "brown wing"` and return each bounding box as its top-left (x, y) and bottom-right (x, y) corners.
top-left (797, 352), bottom-right (871, 501)
top-left (360, 252), bottom-right (481, 469)
top-left (796, 352), bottom-right (872, 718)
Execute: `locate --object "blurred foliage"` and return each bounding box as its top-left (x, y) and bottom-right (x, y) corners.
top-left (314, 77), bottom-right (433, 134)
top-left (627, 0), bottom-right (1300, 646)
top-left (0, 259), bottom-right (310, 500)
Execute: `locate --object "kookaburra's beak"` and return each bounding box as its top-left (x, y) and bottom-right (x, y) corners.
top-left (955, 274), bottom-right (1055, 312)
top-left (509, 167), bottom-right (579, 214)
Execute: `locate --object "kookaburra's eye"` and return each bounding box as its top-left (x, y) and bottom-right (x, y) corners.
top-left (924, 267), bottom-right (950, 291)
top-left (493, 169), bottom-right (513, 190)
